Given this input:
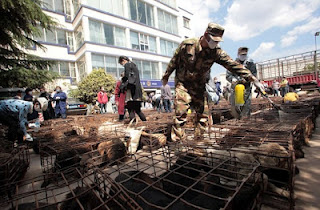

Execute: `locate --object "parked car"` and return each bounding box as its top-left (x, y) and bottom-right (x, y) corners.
top-left (66, 98), bottom-right (87, 115)
top-left (0, 88), bottom-right (25, 100)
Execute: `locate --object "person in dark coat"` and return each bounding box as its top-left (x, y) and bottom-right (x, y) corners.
top-left (23, 88), bottom-right (33, 101)
top-left (39, 86), bottom-right (54, 120)
top-left (52, 86), bottom-right (67, 119)
top-left (118, 56), bottom-right (146, 121)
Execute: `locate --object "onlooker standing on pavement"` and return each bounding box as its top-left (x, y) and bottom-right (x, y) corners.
top-left (280, 77), bottom-right (289, 97)
top-left (161, 81), bottom-right (172, 113)
top-left (52, 86), bottom-right (67, 119)
top-left (272, 80), bottom-right (280, 96)
top-left (118, 56), bottom-right (146, 121)
top-left (97, 86), bottom-right (108, 114)
top-left (23, 88), bottom-right (33, 101)
top-left (39, 86), bottom-right (54, 120)
top-left (115, 72), bottom-right (126, 121)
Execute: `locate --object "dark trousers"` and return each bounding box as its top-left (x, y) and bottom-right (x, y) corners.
top-left (99, 103), bottom-right (107, 113)
top-left (55, 113), bottom-right (66, 119)
top-left (126, 101), bottom-right (146, 121)
top-left (163, 99), bottom-right (172, 113)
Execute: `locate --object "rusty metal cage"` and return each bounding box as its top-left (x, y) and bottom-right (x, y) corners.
top-left (93, 142), bottom-right (263, 210)
top-left (0, 146), bottom-right (30, 202)
top-left (0, 168), bottom-right (140, 210)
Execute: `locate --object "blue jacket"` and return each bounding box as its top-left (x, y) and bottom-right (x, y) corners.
top-left (0, 99), bottom-right (32, 135)
top-left (53, 91), bottom-right (67, 114)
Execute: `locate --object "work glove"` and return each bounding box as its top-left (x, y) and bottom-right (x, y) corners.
top-left (24, 133), bottom-right (33, 142)
top-left (56, 97), bottom-right (60, 100)
top-left (253, 79), bottom-right (266, 95)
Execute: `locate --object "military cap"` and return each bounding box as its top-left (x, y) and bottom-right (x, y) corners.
top-left (206, 22), bottom-right (224, 42)
top-left (238, 47), bottom-right (249, 55)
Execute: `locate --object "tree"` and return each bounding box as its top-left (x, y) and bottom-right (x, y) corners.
top-left (0, 0), bottom-right (56, 70)
top-left (0, 67), bottom-right (58, 89)
top-left (69, 69), bottom-right (116, 104)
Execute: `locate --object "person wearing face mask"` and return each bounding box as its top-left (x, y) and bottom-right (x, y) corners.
top-left (0, 99), bottom-right (35, 143)
top-left (226, 47), bottom-right (257, 119)
top-left (162, 23), bottom-right (265, 141)
top-left (53, 86), bottom-right (67, 119)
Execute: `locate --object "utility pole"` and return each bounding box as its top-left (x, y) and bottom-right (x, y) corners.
top-left (314, 32), bottom-right (319, 84)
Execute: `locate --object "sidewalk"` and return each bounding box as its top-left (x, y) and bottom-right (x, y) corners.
top-left (295, 117), bottom-right (320, 210)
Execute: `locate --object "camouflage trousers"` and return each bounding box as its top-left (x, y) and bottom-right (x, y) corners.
top-left (171, 82), bottom-right (208, 141)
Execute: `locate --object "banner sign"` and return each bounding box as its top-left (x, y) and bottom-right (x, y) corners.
top-left (141, 80), bottom-right (175, 88)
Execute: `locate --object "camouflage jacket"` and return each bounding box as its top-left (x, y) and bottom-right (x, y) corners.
top-left (162, 37), bottom-right (253, 89)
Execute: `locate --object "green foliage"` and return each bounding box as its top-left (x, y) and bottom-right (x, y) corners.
top-left (303, 63), bottom-right (320, 72)
top-left (0, 67), bottom-right (58, 89)
top-left (70, 69), bottom-right (116, 103)
top-left (0, 0), bottom-right (57, 70)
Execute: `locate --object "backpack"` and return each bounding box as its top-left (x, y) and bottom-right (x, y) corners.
top-left (127, 63), bottom-right (137, 85)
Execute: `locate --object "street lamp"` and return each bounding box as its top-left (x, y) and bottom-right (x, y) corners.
top-left (315, 31), bottom-right (319, 51)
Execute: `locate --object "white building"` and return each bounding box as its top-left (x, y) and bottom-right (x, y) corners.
top-left (27, 0), bottom-right (194, 92)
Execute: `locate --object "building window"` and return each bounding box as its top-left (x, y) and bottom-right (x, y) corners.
top-left (129, 0), bottom-right (154, 27)
top-left (67, 32), bottom-right (74, 51)
top-left (89, 20), bottom-right (126, 48)
top-left (48, 61), bottom-right (77, 82)
top-left (42, 0), bottom-right (64, 13)
top-left (77, 56), bottom-right (86, 80)
top-left (91, 54), bottom-right (124, 78)
top-left (75, 24), bottom-right (84, 50)
top-left (85, 0), bottom-right (124, 17)
top-left (130, 31), bottom-right (156, 53)
top-left (157, 9), bottom-right (178, 34)
top-left (132, 59), bottom-right (160, 79)
top-left (35, 27), bottom-right (69, 47)
top-left (160, 39), bottom-right (179, 57)
top-left (158, 0), bottom-right (176, 8)
top-left (183, 17), bottom-right (190, 29)
top-left (162, 63), bottom-right (174, 81)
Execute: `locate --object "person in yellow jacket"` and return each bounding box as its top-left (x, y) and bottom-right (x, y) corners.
top-left (283, 92), bottom-right (299, 103)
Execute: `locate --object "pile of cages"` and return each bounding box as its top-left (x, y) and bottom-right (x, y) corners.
top-left (0, 145), bottom-right (30, 202)
top-left (0, 167), bottom-right (139, 210)
top-left (93, 141), bottom-right (263, 210)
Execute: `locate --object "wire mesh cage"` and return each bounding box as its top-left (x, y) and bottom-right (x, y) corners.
top-left (94, 141), bottom-right (263, 210)
top-left (0, 146), bottom-right (30, 202)
top-left (1, 168), bottom-right (140, 210)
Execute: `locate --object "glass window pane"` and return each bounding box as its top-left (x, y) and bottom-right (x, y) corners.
top-left (130, 31), bottom-right (139, 50)
top-left (133, 59), bottom-right (143, 76)
top-left (101, 0), bottom-right (112, 13)
top-left (46, 29), bottom-right (57, 43)
top-left (137, 0), bottom-right (146, 24)
top-left (60, 62), bottom-right (70, 76)
top-left (113, 0), bottom-right (124, 16)
top-left (165, 12), bottom-right (172, 33)
top-left (70, 63), bottom-right (76, 78)
top-left (160, 39), bottom-right (166, 55)
top-left (158, 9), bottom-right (165, 31)
top-left (55, 0), bottom-right (64, 13)
top-left (104, 24), bottom-right (114, 45)
top-left (90, 20), bottom-right (103, 43)
top-left (114, 27), bottom-right (126, 47)
top-left (146, 4), bottom-right (154, 27)
top-left (75, 24), bottom-right (84, 49)
top-left (57, 29), bottom-right (67, 45)
top-left (129, 0), bottom-right (137, 21)
top-left (43, 0), bottom-right (53, 10)
top-left (105, 56), bottom-right (117, 77)
top-left (142, 61), bottom-right (151, 79)
top-left (172, 16), bottom-right (178, 34)
top-left (92, 54), bottom-right (105, 70)
top-left (149, 36), bottom-right (156, 53)
top-left (167, 41), bottom-right (174, 56)
top-left (67, 32), bottom-right (74, 51)
top-left (35, 26), bottom-right (45, 42)
top-left (91, 0), bottom-right (100, 9)
top-left (49, 63), bottom-right (59, 74)
top-left (152, 62), bottom-right (158, 79)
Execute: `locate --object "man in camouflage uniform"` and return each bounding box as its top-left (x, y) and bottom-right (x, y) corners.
top-left (162, 23), bottom-right (265, 141)
top-left (226, 47), bottom-right (257, 119)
